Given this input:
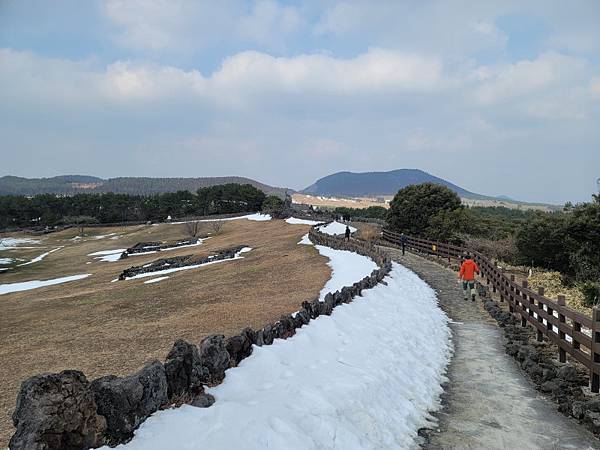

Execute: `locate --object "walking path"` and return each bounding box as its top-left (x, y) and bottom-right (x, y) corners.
top-left (385, 248), bottom-right (599, 450)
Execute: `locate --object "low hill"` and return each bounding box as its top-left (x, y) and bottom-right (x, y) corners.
top-left (302, 169), bottom-right (556, 210)
top-left (0, 175), bottom-right (289, 197)
top-left (302, 169), bottom-right (488, 199)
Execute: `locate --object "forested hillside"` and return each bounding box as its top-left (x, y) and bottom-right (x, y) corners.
top-left (0, 184), bottom-right (266, 228)
top-left (0, 175), bottom-right (288, 197)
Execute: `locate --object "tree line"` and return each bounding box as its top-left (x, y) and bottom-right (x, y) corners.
top-left (386, 183), bottom-right (600, 305)
top-left (0, 183), bottom-right (266, 228)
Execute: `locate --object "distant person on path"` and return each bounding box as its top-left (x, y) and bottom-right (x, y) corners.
top-left (400, 232), bottom-right (408, 256)
top-left (345, 225), bottom-right (351, 241)
top-left (459, 253), bottom-right (480, 301)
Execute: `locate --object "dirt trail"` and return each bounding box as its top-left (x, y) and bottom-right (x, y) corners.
top-left (385, 248), bottom-right (599, 450)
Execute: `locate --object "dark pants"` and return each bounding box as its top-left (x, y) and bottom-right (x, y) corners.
top-left (401, 243), bottom-right (406, 255)
top-left (462, 280), bottom-right (475, 299)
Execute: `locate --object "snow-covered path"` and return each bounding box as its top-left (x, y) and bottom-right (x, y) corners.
top-left (107, 258), bottom-right (451, 449)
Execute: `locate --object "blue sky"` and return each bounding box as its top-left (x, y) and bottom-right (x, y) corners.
top-left (1, 0), bottom-right (599, 204)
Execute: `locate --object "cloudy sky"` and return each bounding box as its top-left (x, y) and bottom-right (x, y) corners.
top-left (1, 1), bottom-right (599, 204)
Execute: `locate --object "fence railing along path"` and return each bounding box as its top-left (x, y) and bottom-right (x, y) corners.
top-left (381, 228), bottom-right (600, 393)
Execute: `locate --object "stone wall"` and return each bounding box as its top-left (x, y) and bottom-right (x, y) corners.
top-left (479, 284), bottom-right (600, 436)
top-left (9, 228), bottom-right (393, 450)
top-left (121, 238), bottom-right (204, 258)
top-left (117, 245), bottom-right (247, 280)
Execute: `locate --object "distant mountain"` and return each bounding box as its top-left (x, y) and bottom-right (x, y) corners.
top-left (0, 175), bottom-right (289, 197)
top-left (302, 169), bottom-right (493, 200)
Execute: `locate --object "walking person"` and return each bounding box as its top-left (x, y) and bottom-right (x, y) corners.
top-left (400, 232), bottom-right (408, 256)
top-left (344, 225), bottom-right (351, 241)
top-left (459, 253), bottom-right (480, 301)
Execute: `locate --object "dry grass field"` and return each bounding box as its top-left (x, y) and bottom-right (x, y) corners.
top-left (0, 218), bottom-right (331, 446)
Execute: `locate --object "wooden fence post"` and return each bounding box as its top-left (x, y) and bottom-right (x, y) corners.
top-left (591, 307), bottom-right (600, 393)
top-left (521, 280), bottom-right (528, 327)
top-left (536, 287), bottom-right (545, 342)
top-left (558, 295), bottom-right (566, 363)
top-left (498, 267), bottom-right (504, 302)
top-left (509, 275), bottom-right (515, 313)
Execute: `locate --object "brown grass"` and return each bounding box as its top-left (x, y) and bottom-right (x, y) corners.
top-left (355, 224), bottom-right (382, 242)
top-left (0, 219), bottom-right (330, 447)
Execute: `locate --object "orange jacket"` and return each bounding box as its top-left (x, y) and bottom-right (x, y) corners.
top-left (459, 259), bottom-right (480, 281)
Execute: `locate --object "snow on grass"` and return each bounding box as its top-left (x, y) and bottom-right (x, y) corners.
top-left (298, 232), bottom-right (377, 298)
top-left (144, 276), bottom-right (170, 284)
top-left (107, 261), bottom-right (451, 450)
top-left (0, 258), bottom-right (14, 265)
top-left (0, 274), bottom-right (91, 295)
top-left (315, 245), bottom-right (377, 300)
top-left (317, 221), bottom-right (357, 236)
top-left (88, 249), bottom-right (128, 256)
top-left (0, 237), bottom-right (41, 250)
top-left (87, 248), bottom-right (127, 262)
top-left (298, 233), bottom-right (312, 245)
top-left (93, 233), bottom-right (119, 240)
top-left (121, 247), bottom-right (253, 281)
top-left (167, 213), bottom-right (271, 225)
top-left (245, 213), bottom-right (271, 221)
top-left (17, 247), bottom-right (63, 266)
top-left (285, 217), bottom-right (323, 226)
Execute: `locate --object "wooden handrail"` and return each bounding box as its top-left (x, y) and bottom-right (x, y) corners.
top-left (381, 228), bottom-right (600, 393)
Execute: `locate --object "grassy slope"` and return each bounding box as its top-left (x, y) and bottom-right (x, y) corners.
top-left (0, 219), bottom-right (330, 447)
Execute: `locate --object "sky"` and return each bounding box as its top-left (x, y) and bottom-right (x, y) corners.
top-left (1, 1), bottom-right (599, 204)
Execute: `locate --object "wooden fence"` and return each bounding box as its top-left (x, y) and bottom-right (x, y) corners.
top-left (381, 228), bottom-right (600, 393)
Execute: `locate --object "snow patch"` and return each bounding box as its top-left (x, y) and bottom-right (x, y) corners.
top-left (298, 233), bottom-right (312, 245)
top-left (0, 237), bottom-right (41, 250)
top-left (285, 217), bottom-right (322, 226)
top-left (168, 213), bottom-right (271, 225)
top-left (93, 233), bottom-right (118, 240)
top-left (88, 248), bottom-right (127, 262)
top-left (17, 247), bottom-right (63, 266)
top-left (0, 274), bottom-right (91, 295)
top-left (106, 262), bottom-right (450, 450)
top-left (317, 221), bottom-right (357, 236)
top-left (314, 245), bottom-right (377, 300)
top-left (0, 258), bottom-right (14, 265)
top-left (245, 213), bottom-right (271, 221)
top-left (144, 276), bottom-right (170, 284)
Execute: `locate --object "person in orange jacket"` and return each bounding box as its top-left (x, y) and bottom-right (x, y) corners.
top-left (459, 253), bottom-right (480, 301)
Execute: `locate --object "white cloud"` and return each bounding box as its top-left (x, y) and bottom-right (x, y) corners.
top-left (313, 1), bottom-right (517, 56)
top-left (470, 52), bottom-right (590, 122)
top-left (212, 49), bottom-right (445, 96)
top-left (237, 0), bottom-right (304, 45)
top-left (0, 48), bottom-right (445, 108)
top-left (101, 0), bottom-right (304, 55)
top-left (473, 53), bottom-right (583, 104)
top-left (103, 0), bottom-right (194, 52)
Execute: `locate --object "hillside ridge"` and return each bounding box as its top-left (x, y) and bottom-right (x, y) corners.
top-left (0, 175), bottom-right (288, 197)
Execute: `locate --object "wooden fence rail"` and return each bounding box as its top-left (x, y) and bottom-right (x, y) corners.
top-left (381, 228), bottom-right (600, 393)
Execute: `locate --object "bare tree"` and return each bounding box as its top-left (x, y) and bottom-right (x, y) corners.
top-left (185, 219), bottom-right (201, 239)
top-left (211, 220), bottom-right (224, 235)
